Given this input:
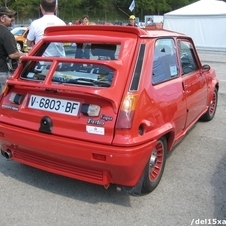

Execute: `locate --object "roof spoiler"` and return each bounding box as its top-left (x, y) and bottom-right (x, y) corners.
top-left (44, 25), bottom-right (149, 37)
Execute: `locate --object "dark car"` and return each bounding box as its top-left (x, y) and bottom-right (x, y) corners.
top-left (114, 21), bottom-right (123, 25)
top-left (0, 25), bottom-right (219, 195)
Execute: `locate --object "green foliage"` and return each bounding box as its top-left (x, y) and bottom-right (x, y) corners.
top-left (3, 0), bottom-right (198, 23)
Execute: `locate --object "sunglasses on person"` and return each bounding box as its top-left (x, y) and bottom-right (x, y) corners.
top-left (2, 15), bottom-right (14, 18)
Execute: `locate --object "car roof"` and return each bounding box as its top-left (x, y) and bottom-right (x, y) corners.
top-left (44, 25), bottom-right (188, 39)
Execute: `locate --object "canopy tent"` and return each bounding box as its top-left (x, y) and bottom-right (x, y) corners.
top-left (163, 0), bottom-right (226, 51)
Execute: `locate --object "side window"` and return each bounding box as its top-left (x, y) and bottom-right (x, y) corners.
top-left (152, 39), bottom-right (178, 85)
top-left (178, 40), bottom-right (198, 75)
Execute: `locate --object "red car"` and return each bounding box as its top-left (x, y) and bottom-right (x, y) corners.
top-left (0, 25), bottom-right (219, 195)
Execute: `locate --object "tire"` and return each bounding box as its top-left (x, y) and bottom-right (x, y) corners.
top-left (17, 42), bottom-right (22, 52)
top-left (142, 137), bottom-right (167, 193)
top-left (200, 88), bottom-right (218, 121)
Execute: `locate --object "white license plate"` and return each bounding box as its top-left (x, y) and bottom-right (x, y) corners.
top-left (28, 95), bottom-right (80, 116)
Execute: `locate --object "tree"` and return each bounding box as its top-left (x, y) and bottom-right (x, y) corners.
top-left (4, 0), bottom-right (199, 23)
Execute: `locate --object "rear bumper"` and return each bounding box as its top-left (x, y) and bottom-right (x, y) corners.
top-left (0, 123), bottom-right (156, 187)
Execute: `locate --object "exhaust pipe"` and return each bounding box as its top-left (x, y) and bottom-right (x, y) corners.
top-left (1, 149), bottom-right (12, 159)
top-left (5, 150), bottom-right (12, 159)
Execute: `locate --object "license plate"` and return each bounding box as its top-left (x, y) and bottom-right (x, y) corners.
top-left (28, 95), bottom-right (80, 116)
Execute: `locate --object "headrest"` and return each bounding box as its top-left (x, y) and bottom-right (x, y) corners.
top-left (91, 44), bottom-right (116, 59)
top-left (155, 45), bottom-right (171, 54)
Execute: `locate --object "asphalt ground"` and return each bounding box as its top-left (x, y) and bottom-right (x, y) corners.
top-left (0, 50), bottom-right (225, 226)
top-left (198, 49), bottom-right (226, 64)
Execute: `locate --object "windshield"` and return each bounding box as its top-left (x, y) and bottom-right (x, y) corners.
top-left (11, 28), bottom-right (27, 36)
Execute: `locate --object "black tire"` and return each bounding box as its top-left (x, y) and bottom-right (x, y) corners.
top-left (142, 137), bottom-right (167, 193)
top-left (200, 88), bottom-right (218, 121)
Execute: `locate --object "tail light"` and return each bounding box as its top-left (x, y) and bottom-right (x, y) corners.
top-left (115, 93), bottom-right (138, 129)
top-left (0, 85), bottom-right (9, 99)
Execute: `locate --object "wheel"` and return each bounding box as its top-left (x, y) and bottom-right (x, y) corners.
top-left (142, 137), bottom-right (167, 193)
top-left (200, 88), bottom-right (218, 121)
top-left (17, 42), bottom-right (22, 52)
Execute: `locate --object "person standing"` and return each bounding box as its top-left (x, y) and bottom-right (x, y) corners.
top-left (0, 7), bottom-right (26, 93)
top-left (146, 18), bottom-right (156, 27)
top-left (127, 15), bottom-right (137, 27)
top-left (74, 19), bottom-right (81, 25)
top-left (81, 15), bottom-right (89, 25)
top-left (75, 15), bottom-right (91, 59)
top-left (27, 0), bottom-right (66, 57)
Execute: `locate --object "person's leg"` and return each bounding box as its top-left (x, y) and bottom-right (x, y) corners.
top-left (0, 72), bottom-right (10, 93)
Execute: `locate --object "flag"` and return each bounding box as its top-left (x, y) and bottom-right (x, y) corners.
top-left (129, 0), bottom-right (135, 12)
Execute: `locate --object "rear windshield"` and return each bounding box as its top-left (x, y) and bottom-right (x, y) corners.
top-left (20, 42), bottom-right (120, 87)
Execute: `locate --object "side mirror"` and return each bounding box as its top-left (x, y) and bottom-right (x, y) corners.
top-left (202, 64), bottom-right (210, 71)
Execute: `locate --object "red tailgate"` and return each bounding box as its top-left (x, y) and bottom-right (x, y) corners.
top-left (0, 28), bottom-right (140, 145)
top-left (1, 85), bottom-right (117, 144)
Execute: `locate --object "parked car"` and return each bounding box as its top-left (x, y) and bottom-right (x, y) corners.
top-left (10, 26), bottom-right (29, 52)
top-left (114, 21), bottom-right (123, 26)
top-left (138, 22), bottom-right (146, 28)
top-left (8, 23), bottom-right (29, 31)
top-left (0, 25), bottom-right (219, 195)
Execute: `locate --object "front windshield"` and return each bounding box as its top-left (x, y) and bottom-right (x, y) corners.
top-left (11, 28), bottom-right (26, 36)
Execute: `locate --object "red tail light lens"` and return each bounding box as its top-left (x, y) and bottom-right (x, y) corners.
top-left (115, 93), bottom-right (138, 129)
top-left (0, 85), bottom-right (9, 99)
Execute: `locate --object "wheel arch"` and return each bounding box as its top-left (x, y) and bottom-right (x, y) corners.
top-left (208, 80), bottom-right (219, 105)
top-left (162, 131), bottom-right (175, 152)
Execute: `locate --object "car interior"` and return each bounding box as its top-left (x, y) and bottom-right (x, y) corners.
top-left (20, 43), bottom-right (119, 87)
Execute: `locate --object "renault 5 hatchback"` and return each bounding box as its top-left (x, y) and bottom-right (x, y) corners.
top-left (0, 25), bottom-right (219, 195)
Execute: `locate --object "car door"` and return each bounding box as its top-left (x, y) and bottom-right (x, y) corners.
top-left (178, 40), bottom-right (208, 127)
top-left (151, 38), bottom-right (187, 136)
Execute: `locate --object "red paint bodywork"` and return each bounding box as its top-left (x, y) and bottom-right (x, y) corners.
top-left (0, 26), bottom-right (219, 189)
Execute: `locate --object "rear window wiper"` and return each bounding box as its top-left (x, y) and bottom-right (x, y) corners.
top-left (52, 77), bottom-right (111, 87)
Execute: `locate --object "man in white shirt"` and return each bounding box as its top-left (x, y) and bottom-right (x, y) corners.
top-left (27, 0), bottom-right (66, 57)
